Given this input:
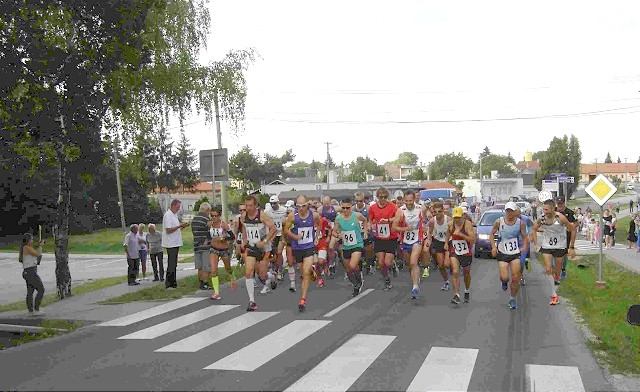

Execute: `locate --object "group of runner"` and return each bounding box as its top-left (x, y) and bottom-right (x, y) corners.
top-left (208, 188), bottom-right (577, 313)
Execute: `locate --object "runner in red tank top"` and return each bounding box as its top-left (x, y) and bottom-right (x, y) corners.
top-left (315, 216), bottom-right (332, 287)
top-left (368, 187), bottom-right (399, 291)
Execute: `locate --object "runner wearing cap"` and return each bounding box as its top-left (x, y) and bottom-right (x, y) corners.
top-left (490, 201), bottom-right (529, 310)
top-left (320, 195), bottom-right (340, 276)
top-left (284, 194), bottom-right (321, 312)
top-left (369, 187), bottom-right (399, 291)
top-left (425, 201), bottom-right (451, 291)
top-left (266, 195), bottom-right (288, 285)
top-left (532, 199), bottom-right (575, 306)
top-left (353, 191), bottom-right (375, 276)
top-left (446, 206), bottom-right (476, 304)
top-left (392, 190), bottom-right (424, 299)
top-left (555, 198), bottom-right (577, 281)
top-left (420, 200), bottom-right (433, 278)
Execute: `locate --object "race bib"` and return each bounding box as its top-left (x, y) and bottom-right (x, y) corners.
top-left (274, 220), bottom-right (283, 232)
top-left (237, 232), bottom-right (243, 241)
top-left (298, 227), bottom-right (313, 245)
top-left (246, 227), bottom-right (261, 245)
top-left (377, 223), bottom-right (390, 239)
top-left (359, 220), bottom-right (365, 232)
top-left (452, 240), bottom-right (469, 256)
top-left (404, 230), bottom-right (419, 244)
top-left (543, 233), bottom-right (566, 249)
top-left (342, 230), bottom-right (358, 246)
top-left (210, 228), bottom-right (223, 238)
top-left (499, 238), bottom-right (520, 255)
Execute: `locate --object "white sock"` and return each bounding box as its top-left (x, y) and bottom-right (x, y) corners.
top-left (246, 277), bottom-right (255, 302)
top-left (288, 267), bottom-right (296, 286)
top-left (464, 289), bottom-right (470, 293)
top-left (548, 275), bottom-right (556, 296)
top-left (413, 284), bottom-right (418, 290)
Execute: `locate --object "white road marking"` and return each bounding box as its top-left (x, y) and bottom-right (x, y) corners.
top-left (525, 364), bottom-right (586, 392)
top-left (204, 320), bottom-right (331, 371)
top-left (284, 334), bottom-right (396, 392)
top-left (407, 346), bottom-right (479, 392)
top-left (98, 298), bottom-right (205, 327)
top-left (323, 289), bottom-right (374, 318)
top-left (156, 312), bottom-right (278, 352)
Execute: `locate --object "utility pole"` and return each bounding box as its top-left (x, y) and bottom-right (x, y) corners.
top-left (213, 89), bottom-right (228, 220)
top-left (325, 142), bottom-right (331, 190)
top-left (112, 134), bottom-right (127, 233)
top-left (479, 155), bottom-right (483, 204)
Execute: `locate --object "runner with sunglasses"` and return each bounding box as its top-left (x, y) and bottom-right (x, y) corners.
top-left (334, 197), bottom-right (368, 297)
top-left (240, 195), bottom-right (277, 311)
top-left (233, 204), bottom-right (246, 265)
top-left (392, 190), bottom-right (424, 299)
top-left (353, 192), bottom-right (375, 276)
top-left (369, 187), bottom-right (399, 291)
top-left (284, 195), bottom-right (322, 312)
top-left (446, 207), bottom-right (476, 304)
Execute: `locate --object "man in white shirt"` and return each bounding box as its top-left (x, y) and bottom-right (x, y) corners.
top-left (162, 199), bottom-right (189, 289)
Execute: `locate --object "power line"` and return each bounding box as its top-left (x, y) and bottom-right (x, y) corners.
top-left (246, 104), bottom-right (640, 124)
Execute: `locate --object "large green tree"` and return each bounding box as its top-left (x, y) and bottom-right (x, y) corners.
top-left (428, 153), bottom-right (473, 181)
top-left (1, 0), bottom-right (218, 298)
top-left (173, 129), bottom-right (199, 192)
top-left (347, 156), bottom-right (385, 182)
top-left (604, 152), bottom-right (613, 163)
top-left (473, 154), bottom-right (517, 178)
top-left (392, 152), bottom-right (419, 166)
top-left (534, 135), bottom-right (582, 198)
top-left (229, 147), bottom-right (294, 189)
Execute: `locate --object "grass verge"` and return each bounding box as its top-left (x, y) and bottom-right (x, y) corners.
top-left (99, 265), bottom-right (245, 304)
top-left (557, 254), bottom-right (640, 376)
top-left (0, 226), bottom-right (194, 254)
top-left (5, 319), bottom-right (83, 349)
top-left (0, 275), bottom-right (128, 313)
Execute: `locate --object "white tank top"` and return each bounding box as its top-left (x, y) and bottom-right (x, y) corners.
top-left (432, 216), bottom-right (449, 242)
top-left (402, 206), bottom-right (422, 244)
top-left (266, 207), bottom-right (288, 236)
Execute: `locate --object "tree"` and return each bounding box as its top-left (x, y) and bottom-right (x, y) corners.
top-left (532, 150), bottom-right (546, 162)
top-left (285, 161), bottom-right (311, 178)
top-left (173, 129), bottom-right (199, 192)
top-left (393, 152), bottom-right (419, 166)
top-left (1, 0), bottom-right (217, 298)
top-left (229, 146), bottom-right (263, 189)
top-left (473, 154), bottom-right (516, 178)
top-left (193, 196), bottom-right (211, 213)
top-left (406, 168), bottom-right (426, 181)
top-left (637, 156), bottom-right (640, 163)
top-left (617, 157), bottom-right (622, 164)
top-left (347, 156), bottom-right (385, 182)
top-left (481, 146), bottom-right (491, 158)
top-left (428, 153), bottom-right (473, 182)
top-left (534, 135), bottom-right (582, 198)
top-left (605, 152), bottom-right (613, 163)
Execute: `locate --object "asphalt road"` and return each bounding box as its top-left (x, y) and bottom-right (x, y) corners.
top-left (0, 256), bottom-right (613, 392)
top-left (0, 252), bottom-right (197, 305)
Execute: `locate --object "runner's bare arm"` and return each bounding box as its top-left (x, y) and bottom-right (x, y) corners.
top-left (391, 209), bottom-right (406, 232)
top-left (558, 213), bottom-right (576, 250)
top-left (520, 221), bottom-right (529, 254)
top-left (284, 213), bottom-right (298, 241)
top-left (489, 220), bottom-right (500, 250)
top-left (261, 214), bottom-right (277, 245)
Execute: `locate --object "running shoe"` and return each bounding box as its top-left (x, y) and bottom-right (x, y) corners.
top-left (246, 301), bottom-right (257, 312)
top-left (422, 267), bottom-right (430, 278)
top-left (508, 298), bottom-right (517, 310)
top-left (549, 294), bottom-right (559, 305)
top-left (501, 280), bottom-right (508, 291)
top-left (384, 278), bottom-right (393, 291)
top-left (210, 293), bottom-right (222, 301)
top-left (464, 292), bottom-right (470, 303)
top-left (451, 294), bottom-right (461, 305)
top-left (411, 287), bottom-right (419, 299)
top-left (298, 298), bottom-right (306, 312)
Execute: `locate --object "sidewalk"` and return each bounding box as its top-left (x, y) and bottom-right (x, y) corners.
top-left (0, 268), bottom-right (202, 323)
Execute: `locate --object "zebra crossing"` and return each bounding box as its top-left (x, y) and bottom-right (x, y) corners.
top-left (98, 297), bottom-right (588, 392)
top-left (573, 239), bottom-right (627, 252)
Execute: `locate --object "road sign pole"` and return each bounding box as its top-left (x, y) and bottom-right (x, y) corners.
top-left (210, 150), bottom-right (216, 207)
top-left (596, 205), bottom-right (606, 288)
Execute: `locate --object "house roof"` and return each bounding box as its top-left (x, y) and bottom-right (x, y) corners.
top-left (581, 163), bottom-right (640, 174)
top-left (516, 160), bottom-right (541, 170)
top-left (420, 181), bottom-right (456, 190)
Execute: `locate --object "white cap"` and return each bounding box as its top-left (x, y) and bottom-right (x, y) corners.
top-left (505, 201), bottom-right (519, 211)
top-left (285, 200), bottom-right (294, 208)
top-left (462, 207), bottom-right (469, 214)
top-left (269, 195), bottom-right (279, 203)
top-left (461, 201), bottom-right (469, 208)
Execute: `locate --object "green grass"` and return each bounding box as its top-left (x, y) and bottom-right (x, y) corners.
top-left (0, 226), bottom-right (195, 254)
top-left (614, 216), bottom-right (632, 245)
top-left (557, 254), bottom-right (640, 376)
top-left (178, 256), bottom-right (194, 264)
top-left (99, 265), bottom-right (245, 304)
top-left (7, 319), bottom-right (83, 348)
top-left (0, 275), bottom-right (128, 313)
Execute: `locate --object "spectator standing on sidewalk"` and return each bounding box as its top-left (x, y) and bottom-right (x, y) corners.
top-left (162, 199), bottom-right (189, 289)
top-left (630, 200), bottom-right (634, 213)
top-left (137, 223), bottom-right (148, 280)
top-left (147, 224), bottom-right (164, 281)
top-left (123, 224), bottom-right (141, 286)
top-left (627, 214), bottom-right (637, 249)
top-left (192, 202), bottom-right (212, 290)
top-left (19, 233), bottom-right (45, 315)
top-left (635, 214), bottom-right (640, 252)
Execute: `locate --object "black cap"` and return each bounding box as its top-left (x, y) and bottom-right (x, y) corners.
top-left (556, 198), bottom-right (565, 203)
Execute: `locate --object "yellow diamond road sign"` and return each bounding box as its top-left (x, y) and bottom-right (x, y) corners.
top-left (585, 174), bottom-right (617, 206)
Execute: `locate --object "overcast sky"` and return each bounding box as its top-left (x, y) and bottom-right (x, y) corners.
top-left (173, 0), bottom-right (640, 167)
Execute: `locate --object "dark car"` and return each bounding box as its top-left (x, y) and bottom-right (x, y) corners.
top-left (475, 209), bottom-right (532, 259)
top-left (475, 209), bottom-right (504, 258)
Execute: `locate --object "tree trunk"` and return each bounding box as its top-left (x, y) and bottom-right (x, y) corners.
top-left (53, 146), bottom-right (72, 299)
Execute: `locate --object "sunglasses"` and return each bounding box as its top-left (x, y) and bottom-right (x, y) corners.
top-left (296, 204), bottom-right (307, 208)
top-left (342, 205), bottom-right (352, 209)
top-left (378, 195), bottom-right (388, 199)
top-left (211, 214), bottom-right (220, 217)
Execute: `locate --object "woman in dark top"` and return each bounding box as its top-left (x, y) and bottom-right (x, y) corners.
top-left (603, 209), bottom-right (613, 249)
top-left (629, 214), bottom-right (638, 249)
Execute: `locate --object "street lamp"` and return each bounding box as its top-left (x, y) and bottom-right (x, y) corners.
top-left (479, 154), bottom-right (484, 204)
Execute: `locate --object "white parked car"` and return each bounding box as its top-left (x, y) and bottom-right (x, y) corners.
top-left (627, 183), bottom-right (635, 191)
top-left (515, 201), bottom-right (531, 215)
